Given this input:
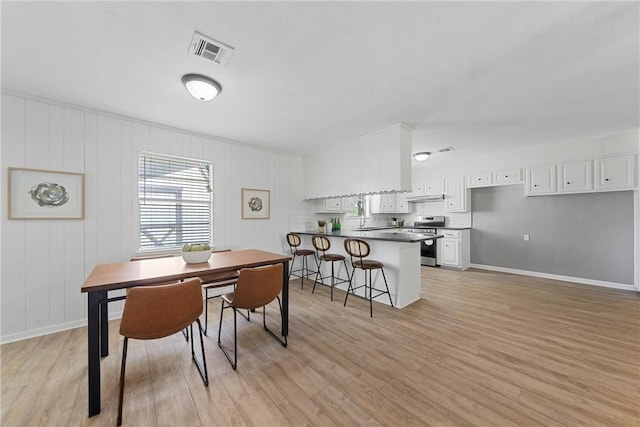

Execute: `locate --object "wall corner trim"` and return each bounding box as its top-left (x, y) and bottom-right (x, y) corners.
top-left (469, 264), bottom-right (637, 292)
top-left (0, 311), bottom-right (123, 345)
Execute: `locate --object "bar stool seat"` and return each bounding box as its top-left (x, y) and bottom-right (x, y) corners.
top-left (286, 233), bottom-right (317, 289)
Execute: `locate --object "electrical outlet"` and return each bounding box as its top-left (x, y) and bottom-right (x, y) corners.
top-left (524, 234), bottom-right (530, 241)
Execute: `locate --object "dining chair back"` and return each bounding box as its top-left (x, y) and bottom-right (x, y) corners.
top-left (217, 263), bottom-right (287, 369)
top-left (117, 278), bottom-right (208, 426)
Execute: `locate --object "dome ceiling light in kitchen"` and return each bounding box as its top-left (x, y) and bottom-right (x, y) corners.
top-left (181, 74), bottom-right (222, 101)
top-left (412, 152), bottom-right (431, 161)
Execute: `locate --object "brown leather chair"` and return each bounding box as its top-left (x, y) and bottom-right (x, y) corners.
top-left (343, 238), bottom-right (394, 317)
top-left (217, 264), bottom-right (287, 369)
top-left (117, 278), bottom-right (208, 426)
top-left (311, 235), bottom-right (350, 301)
top-left (286, 233), bottom-right (317, 289)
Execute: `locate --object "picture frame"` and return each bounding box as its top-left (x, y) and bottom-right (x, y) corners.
top-left (241, 188), bottom-right (270, 219)
top-left (8, 167), bottom-right (85, 220)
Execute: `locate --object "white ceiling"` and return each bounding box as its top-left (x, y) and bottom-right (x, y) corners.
top-left (2, 1), bottom-right (638, 158)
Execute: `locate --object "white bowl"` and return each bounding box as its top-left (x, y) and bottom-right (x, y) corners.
top-left (181, 249), bottom-right (212, 264)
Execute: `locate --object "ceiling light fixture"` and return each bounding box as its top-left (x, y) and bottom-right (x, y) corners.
top-left (412, 152), bottom-right (431, 161)
top-left (181, 74), bottom-right (221, 101)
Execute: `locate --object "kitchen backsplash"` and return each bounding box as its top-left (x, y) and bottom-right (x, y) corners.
top-left (413, 201), bottom-right (472, 228)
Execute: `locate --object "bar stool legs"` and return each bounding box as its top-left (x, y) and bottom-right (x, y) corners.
top-left (313, 258), bottom-right (350, 301)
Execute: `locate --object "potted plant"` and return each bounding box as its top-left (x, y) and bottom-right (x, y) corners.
top-left (318, 220), bottom-right (326, 233)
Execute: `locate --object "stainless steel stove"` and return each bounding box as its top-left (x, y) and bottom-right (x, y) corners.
top-left (408, 216), bottom-right (445, 266)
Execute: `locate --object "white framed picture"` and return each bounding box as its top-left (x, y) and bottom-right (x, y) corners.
top-left (8, 167), bottom-right (85, 220)
top-left (241, 188), bottom-right (270, 219)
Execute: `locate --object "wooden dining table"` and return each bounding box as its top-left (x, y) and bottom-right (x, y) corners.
top-left (81, 249), bottom-right (291, 418)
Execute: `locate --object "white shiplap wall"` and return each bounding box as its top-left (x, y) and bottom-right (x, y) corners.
top-left (0, 93), bottom-right (305, 343)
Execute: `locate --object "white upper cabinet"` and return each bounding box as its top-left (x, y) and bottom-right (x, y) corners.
top-left (341, 196), bottom-right (357, 212)
top-left (371, 193), bottom-right (410, 213)
top-left (408, 181), bottom-right (425, 197)
top-left (594, 154), bottom-right (636, 191)
top-left (525, 165), bottom-right (557, 195)
top-left (424, 179), bottom-right (445, 195)
top-left (445, 176), bottom-right (468, 212)
top-left (493, 169), bottom-right (522, 186)
top-left (466, 172), bottom-right (492, 188)
top-left (466, 169), bottom-right (522, 188)
top-left (558, 160), bottom-right (593, 193)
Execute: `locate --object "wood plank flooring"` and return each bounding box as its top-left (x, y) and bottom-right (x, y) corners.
top-left (1, 267), bottom-right (639, 426)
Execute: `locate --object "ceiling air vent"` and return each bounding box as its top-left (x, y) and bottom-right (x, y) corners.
top-left (189, 31), bottom-right (235, 66)
top-left (438, 147), bottom-right (455, 153)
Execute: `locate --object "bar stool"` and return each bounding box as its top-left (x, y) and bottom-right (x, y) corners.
top-left (343, 238), bottom-right (394, 317)
top-left (311, 235), bottom-right (350, 301)
top-left (286, 233), bottom-right (317, 289)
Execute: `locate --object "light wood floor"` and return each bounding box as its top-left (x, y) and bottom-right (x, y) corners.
top-left (2, 267), bottom-right (639, 426)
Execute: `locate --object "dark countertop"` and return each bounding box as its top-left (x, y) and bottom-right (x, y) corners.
top-left (292, 229), bottom-right (443, 243)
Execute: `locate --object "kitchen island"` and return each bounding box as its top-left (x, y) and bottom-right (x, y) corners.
top-left (290, 229), bottom-right (442, 308)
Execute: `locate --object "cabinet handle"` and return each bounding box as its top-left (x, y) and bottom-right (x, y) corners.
top-left (567, 181), bottom-right (571, 184)
top-left (605, 178), bottom-right (610, 181)
top-left (533, 184), bottom-right (539, 187)
top-left (505, 175), bottom-right (508, 178)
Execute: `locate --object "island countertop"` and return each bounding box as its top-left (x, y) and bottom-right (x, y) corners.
top-left (291, 229), bottom-right (443, 243)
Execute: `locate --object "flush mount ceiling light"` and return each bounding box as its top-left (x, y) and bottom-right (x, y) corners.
top-left (412, 152), bottom-right (431, 161)
top-left (181, 74), bottom-right (221, 101)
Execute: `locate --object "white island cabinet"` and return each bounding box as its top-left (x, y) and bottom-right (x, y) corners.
top-left (291, 231), bottom-right (435, 308)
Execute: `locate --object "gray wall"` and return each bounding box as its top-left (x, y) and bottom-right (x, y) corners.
top-left (471, 185), bottom-right (634, 284)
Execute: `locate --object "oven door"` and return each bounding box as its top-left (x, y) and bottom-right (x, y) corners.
top-left (420, 239), bottom-right (437, 267)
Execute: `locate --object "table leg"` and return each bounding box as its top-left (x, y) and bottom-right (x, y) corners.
top-left (100, 290), bottom-right (108, 357)
top-left (282, 260), bottom-right (289, 336)
top-left (87, 291), bottom-right (101, 417)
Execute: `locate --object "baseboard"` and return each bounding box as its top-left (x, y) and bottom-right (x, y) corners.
top-left (469, 264), bottom-right (637, 292)
top-left (0, 311), bottom-right (123, 345)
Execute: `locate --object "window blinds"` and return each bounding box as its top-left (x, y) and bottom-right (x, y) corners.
top-left (139, 153), bottom-right (212, 250)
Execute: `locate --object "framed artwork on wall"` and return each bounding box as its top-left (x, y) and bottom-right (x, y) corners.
top-left (241, 188), bottom-right (270, 219)
top-left (8, 167), bottom-right (85, 219)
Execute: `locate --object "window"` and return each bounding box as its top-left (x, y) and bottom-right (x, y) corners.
top-left (346, 195), bottom-right (370, 218)
top-left (138, 152), bottom-right (212, 251)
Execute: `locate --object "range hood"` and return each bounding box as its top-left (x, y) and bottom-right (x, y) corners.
top-left (405, 194), bottom-right (445, 203)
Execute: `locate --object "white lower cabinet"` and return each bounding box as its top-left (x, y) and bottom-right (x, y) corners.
top-left (436, 229), bottom-right (470, 270)
top-left (440, 239), bottom-right (459, 266)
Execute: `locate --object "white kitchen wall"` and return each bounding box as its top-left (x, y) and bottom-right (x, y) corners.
top-left (0, 93), bottom-right (306, 343)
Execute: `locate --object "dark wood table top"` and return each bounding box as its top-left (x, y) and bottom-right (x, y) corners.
top-left (81, 249), bottom-right (291, 293)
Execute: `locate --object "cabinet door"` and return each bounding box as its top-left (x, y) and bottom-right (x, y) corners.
top-left (445, 176), bottom-right (467, 212)
top-left (440, 239), bottom-right (460, 267)
top-left (394, 192), bottom-right (410, 213)
top-left (558, 160), bottom-right (593, 193)
top-left (323, 198), bottom-right (343, 212)
top-left (493, 169), bottom-right (522, 186)
top-left (425, 179), bottom-right (444, 195)
top-left (595, 154), bottom-right (636, 190)
top-left (466, 173), bottom-right (492, 188)
top-left (341, 197), bottom-right (356, 212)
top-left (407, 181), bottom-right (424, 197)
top-left (525, 165), bottom-right (556, 195)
